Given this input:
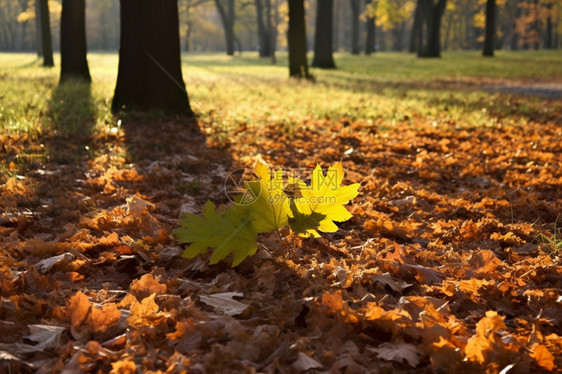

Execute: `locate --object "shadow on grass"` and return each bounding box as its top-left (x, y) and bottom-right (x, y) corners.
top-left (46, 78), bottom-right (97, 164)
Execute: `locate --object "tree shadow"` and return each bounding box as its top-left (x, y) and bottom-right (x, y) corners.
top-left (46, 79), bottom-right (97, 164)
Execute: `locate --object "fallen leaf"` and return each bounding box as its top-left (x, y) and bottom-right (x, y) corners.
top-left (368, 341), bottom-right (420, 367)
top-left (88, 304), bottom-right (121, 333)
top-left (24, 324), bottom-right (66, 351)
top-left (128, 293), bottom-right (159, 327)
top-left (110, 359), bottom-right (137, 374)
top-left (293, 352), bottom-right (323, 371)
top-left (199, 292), bottom-right (248, 316)
top-left (69, 291), bottom-right (90, 327)
top-left (530, 343), bottom-right (555, 371)
top-left (465, 310), bottom-right (506, 364)
top-left (130, 273), bottom-right (167, 300)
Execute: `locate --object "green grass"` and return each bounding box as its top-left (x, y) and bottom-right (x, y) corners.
top-left (0, 50), bottom-right (561, 137)
top-left (537, 219), bottom-right (562, 259)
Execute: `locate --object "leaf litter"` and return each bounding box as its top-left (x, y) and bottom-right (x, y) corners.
top-left (0, 109), bottom-right (561, 373)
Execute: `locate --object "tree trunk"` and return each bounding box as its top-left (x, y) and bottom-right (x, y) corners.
top-left (409, 0), bottom-right (422, 52)
top-left (532, 0), bottom-right (539, 49)
top-left (39, 0), bottom-right (53, 66)
top-left (545, 1), bottom-right (552, 49)
top-left (365, 0), bottom-right (375, 54)
top-left (510, 0), bottom-right (521, 50)
top-left (35, 0), bottom-right (42, 56)
top-left (392, 22), bottom-right (405, 51)
top-left (312, 0), bottom-right (336, 68)
top-left (60, 0), bottom-right (90, 81)
top-left (270, 0), bottom-right (277, 64)
top-left (350, 0), bottom-right (360, 54)
top-left (112, 0), bottom-right (193, 115)
top-left (334, 0), bottom-right (339, 51)
top-left (287, 0), bottom-right (311, 79)
top-left (215, 0), bottom-right (235, 55)
top-left (255, 0), bottom-right (271, 57)
top-left (418, 0), bottom-right (446, 58)
top-left (482, 0), bottom-right (495, 56)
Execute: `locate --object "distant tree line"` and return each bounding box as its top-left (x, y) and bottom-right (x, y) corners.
top-left (1, 0), bottom-right (560, 54)
top-left (8, 0), bottom-right (560, 119)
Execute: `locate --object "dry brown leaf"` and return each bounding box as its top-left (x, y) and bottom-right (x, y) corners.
top-left (130, 273), bottom-right (167, 300)
top-left (368, 341), bottom-right (420, 367)
top-left (128, 294), bottom-right (159, 328)
top-left (293, 352), bottom-right (323, 372)
top-left (465, 311), bottom-right (506, 364)
top-left (88, 304), bottom-right (121, 333)
top-left (199, 292), bottom-right (248, 316)
top-left (69, 291), bottom-right (90, 327)
top-left (530, 343), bottom-right (555, 371)
top-left (110, 359), bottom-right (137, 374)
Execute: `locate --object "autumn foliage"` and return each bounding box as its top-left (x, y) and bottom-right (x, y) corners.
top-left (0, 113), bottom-right (560, 372)
top-left (1, 51), bottom-right (562, 373)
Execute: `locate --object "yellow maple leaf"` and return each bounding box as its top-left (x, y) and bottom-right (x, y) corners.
top-left (290, 163), bottom-right (359, 237)
top-left (244, 160), bottom-right (291, 233)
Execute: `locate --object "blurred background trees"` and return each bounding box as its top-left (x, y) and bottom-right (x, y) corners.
top-left (0, 0), bottom-right (560, 54)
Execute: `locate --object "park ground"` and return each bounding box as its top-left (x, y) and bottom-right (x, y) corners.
top-left (0, 51), bottom-right (561, 372)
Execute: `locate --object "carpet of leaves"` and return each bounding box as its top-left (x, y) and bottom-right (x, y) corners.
top-left (1, 108), bottom-right (561, 373)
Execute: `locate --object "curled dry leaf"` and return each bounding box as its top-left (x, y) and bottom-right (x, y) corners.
top-left (130, 273), bottom-right (167, 300)
top-left (368, 341), bottom-right (420, 367)
top-left (199, 292), bottom-right (249, 316)
top-left (293, 352), bottom-right (323, 372)
top-left (128, 293), bottom-right (160, 328)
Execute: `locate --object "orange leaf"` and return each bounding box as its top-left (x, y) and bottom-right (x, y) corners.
top-left (88, 304), bottom-right (121, 333)
top-left (110, 359), bottom-right (136, 374)
top-left (322, 290), bottom-right (344, 311)
top-left (98, 232), bottom-right (120, 247)
top-left (465, 311), bottom-right (506, 364)
top-left (69, 291), bottom-right (90, 327)
top-left (530, 344), bottom-right (555, 371)
top-left (128, 293), bottom-right (159, 328)
top-left (130, 274), bottom-right (167, 300)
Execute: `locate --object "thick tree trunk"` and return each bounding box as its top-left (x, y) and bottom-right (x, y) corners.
top-left (38, 0), bottom-right (53, 66)
top-left (312, 0), bottom-right (336, 68)
top-left (287, 0), bottom-right (311, 79)
top-left (418, 0), bottom-right (446, 58)
top-left (215, 0), bottom-right (235, 55)
top-left (350, 0), bottom-right (360, 54)
top-left (255, 0), bottom-right (271, 57)
top-left (482, 0), bottom-right (495, 56)
top-left (409, 0), bottom-right (422, 52)
top-left (112, 0), bottom-right (193, 115)
top-left (60, 0), bottom-right (90, 81)
top-left (365, 0), bottom-right (375, 54)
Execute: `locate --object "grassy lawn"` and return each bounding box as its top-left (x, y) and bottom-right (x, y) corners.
top-left (1, 50), bottom-right (561, 137)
